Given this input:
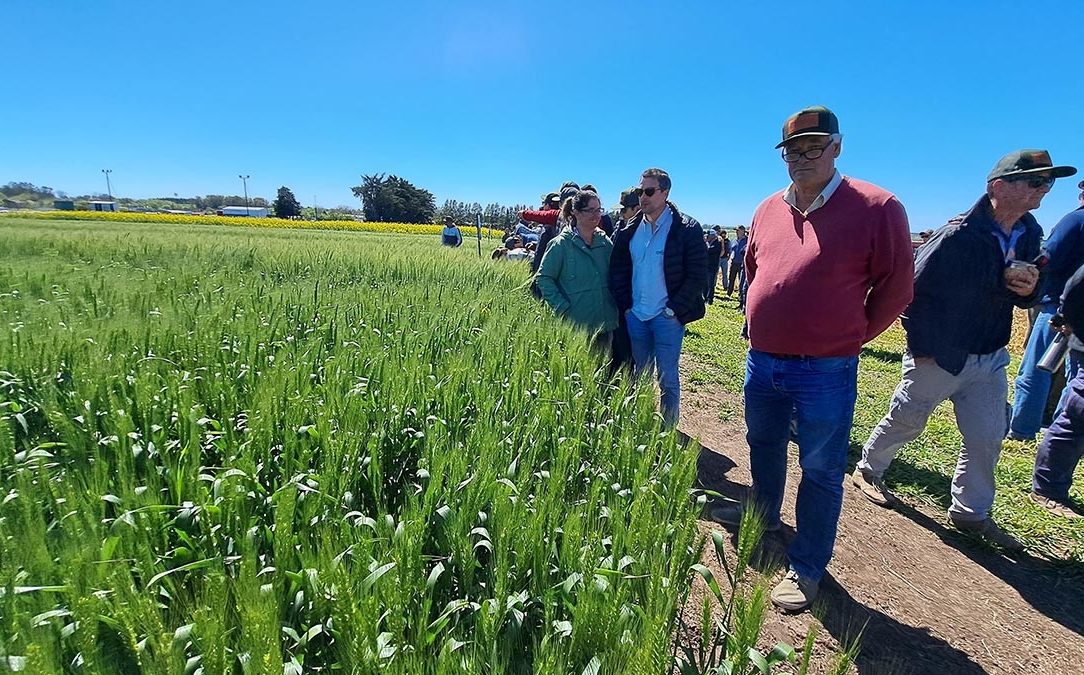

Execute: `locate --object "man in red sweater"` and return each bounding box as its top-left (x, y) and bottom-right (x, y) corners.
top-left (715, 106), bottom-right (914, 612)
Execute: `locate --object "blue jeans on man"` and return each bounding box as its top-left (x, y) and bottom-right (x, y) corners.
top-left (626, 311), bottom-right (685, 428)
top-left (1009, 302), bottom-right (1061, 439)
top-left (744, 349), bottom-right (859, 581)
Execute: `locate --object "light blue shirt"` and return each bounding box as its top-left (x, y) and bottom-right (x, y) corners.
top-left (629, 206), bottom-right (673, 321)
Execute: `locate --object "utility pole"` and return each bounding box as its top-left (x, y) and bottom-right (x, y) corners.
top-left (101, 169), bottom-right (113, 199)
top-left (239, 174), bottom-right (250, 216)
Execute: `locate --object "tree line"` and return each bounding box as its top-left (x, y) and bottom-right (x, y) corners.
top-left (7, 176), bottom-right (536, 229)
top-left (351, 174), bottom-right (528, 229)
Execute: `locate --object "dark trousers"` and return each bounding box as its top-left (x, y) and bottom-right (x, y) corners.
top-left (1034, 352), bottom-right (1084, 500)
top-left (609, 314), bottom-right (634, 377)
top-left (704, 262), bottom-right (720, 303)
top-left (727, 260), bottom-right (744, 295)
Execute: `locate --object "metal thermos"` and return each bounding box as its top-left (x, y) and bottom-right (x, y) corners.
top-left (1038, 332), bottom-right (1070, 373)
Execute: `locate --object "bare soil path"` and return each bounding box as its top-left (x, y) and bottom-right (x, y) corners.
top-left (677, 369), bottom-right (1084, 675)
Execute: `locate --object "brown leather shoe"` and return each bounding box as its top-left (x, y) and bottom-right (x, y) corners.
top-left (851, 468), bottom-right (896, 507)
top-left (1029, 492), bottom-right (1084, 520)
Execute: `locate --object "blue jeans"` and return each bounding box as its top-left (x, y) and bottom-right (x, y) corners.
top-left (626, 311), bottom-right (685, 428)
top-left (1034, 349), bottom-right (1084, 499)
top-left (1010, 303), bottom-right (1059, 438)
top-left (744, 350), bottom-right (859, 580)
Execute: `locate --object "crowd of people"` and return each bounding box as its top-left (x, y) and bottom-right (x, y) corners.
top-left (450, 104), bottom-right (1084, 615)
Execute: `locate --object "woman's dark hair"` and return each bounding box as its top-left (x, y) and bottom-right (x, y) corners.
top-left (560, 190), bottom-right (600, 223)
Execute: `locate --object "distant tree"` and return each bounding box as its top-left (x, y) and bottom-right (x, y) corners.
top-left (350, 173), bottom-right (435, 224)
top-left (272, 186), bottom-right (302, 219)
top-left (436, 199), bottom-right (528, 230)
top-left (204, 194), bottom-right (226, 209)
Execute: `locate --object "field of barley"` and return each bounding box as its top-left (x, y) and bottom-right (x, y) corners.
top-left (0, 218), bottom-right (703, 674)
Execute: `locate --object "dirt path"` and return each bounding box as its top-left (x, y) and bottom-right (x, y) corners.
top-left (677, 373), bottom-right (1084, 675)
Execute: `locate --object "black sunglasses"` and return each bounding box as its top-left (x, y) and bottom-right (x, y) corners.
top-left (1005, 175), bottom-right (1055, 189)
top-left (635, 187), bottom-right (664, 197)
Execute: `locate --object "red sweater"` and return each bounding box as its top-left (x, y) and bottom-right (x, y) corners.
top-left (745, 176), bottom-right (914, 357)
top-left (521, 208), bottom-right (560, 226)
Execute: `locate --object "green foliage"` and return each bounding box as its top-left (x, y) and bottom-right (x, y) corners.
top-left (351, 173), bottom-right (436, 224)
top-left (0, 218), bottom-right (702, 673)
top-left (676, 515), bottom-right (800, 675)
top-left (272, 186), bottom-right (302, 219)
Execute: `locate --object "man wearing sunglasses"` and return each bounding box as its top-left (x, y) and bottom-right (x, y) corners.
top-left (853, 150), bottom-right (1077, 554)
top-left (609, 168), bottom-right (707, 428)
top-left (715, 106), bottom-right (915, 613)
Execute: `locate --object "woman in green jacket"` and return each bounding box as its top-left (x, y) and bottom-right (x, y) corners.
top-left (535, 190), bottom-right (619, 347)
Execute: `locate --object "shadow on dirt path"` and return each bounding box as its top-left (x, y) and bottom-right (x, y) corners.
top-left (679, 381), bottom-right (1084, 674)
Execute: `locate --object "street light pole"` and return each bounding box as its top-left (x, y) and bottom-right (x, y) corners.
top-left (101, 169), bottom-right (113, 199)
top-left (239, 174), bottom-right (250, 216)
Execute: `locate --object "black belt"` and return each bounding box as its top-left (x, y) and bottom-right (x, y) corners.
top-left (768, 353), bottom-right (812, 360)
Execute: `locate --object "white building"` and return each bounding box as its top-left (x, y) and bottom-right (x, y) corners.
top-left (88, 200), bottom-right (119, 212)
top-left (220, 205), bottom-right (269, 218)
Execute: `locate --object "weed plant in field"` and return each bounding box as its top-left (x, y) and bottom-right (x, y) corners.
top-left (0, 219), bottom-right (700, 673)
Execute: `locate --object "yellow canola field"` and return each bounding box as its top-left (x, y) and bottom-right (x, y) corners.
top-left (1, 210), bottom-right (502, 237)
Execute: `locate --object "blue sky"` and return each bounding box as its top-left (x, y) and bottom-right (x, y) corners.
top-left (6, 0), bottom-right (1084, 231)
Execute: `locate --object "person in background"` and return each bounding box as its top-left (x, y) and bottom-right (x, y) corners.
top-left (524, 184), bottom-right (579, 276)
top-left (1031, 259), bottom-right (1084, 520)
top-left (715, 106), bottom-right (914, 613)
top-left (609, 168), bottom-right (707, 428)
top-left (610, 188), bottom-right (642, 375)
top-left (1007, 178), bottom-right (1084, 441)
top-left (511, 218), bottom-right (542, 245)
top-left (727, 225), bottom-right (747, 296)
top-left (704, 229), bottom-right (723, 304)
top-left (535, 190), bottom-right (618, 348)
top-left (612, 188), bottom-right (640, 229)
top-left (852, 150), bottom-right (1072, 555)
top-left (441, 217), bottom-right (463, 247)
top-left (718, 228), bottom-right (731, 293)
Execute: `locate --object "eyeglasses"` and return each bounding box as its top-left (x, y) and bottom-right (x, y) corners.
top-left (576, 207), bottom-right (603, 215)
top-left (1005, 175), bottom-right (1055, 189)
top-left (782, 144), bottom-right (832, 163)
top-left (635, 187), bottom-right (664, 197)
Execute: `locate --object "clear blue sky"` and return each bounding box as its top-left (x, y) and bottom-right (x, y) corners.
top-left (6, 0), bottom-right (1083, 230)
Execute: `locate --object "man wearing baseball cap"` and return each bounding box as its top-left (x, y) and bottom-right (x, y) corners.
top-left (612, 188), bottom-right (641, 229)
top-left (853, 150), bottom-right (1076, 553)
top-left (714, 106), bottom-right (915, 612)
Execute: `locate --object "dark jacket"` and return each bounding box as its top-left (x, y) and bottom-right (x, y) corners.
top-left (609, 202), bottom-right (707, 325)
top-left (1037, 206), bottom-right (1084, 305)
top-left (706, 238), bottom-right (723, 264)
top-left (1059, 262), bottom-right (1084, 352)
top-left (902, 194), bottom-right (1043, 375)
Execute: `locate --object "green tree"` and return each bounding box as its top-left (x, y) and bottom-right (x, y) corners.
top-left (350, 174), bottom-right (435, 224)
top-left (272, 186), bottom-right (302, 219)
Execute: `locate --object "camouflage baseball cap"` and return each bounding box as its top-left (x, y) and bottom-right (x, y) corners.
top-left (987, 150), bottom-right (1077, 182)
